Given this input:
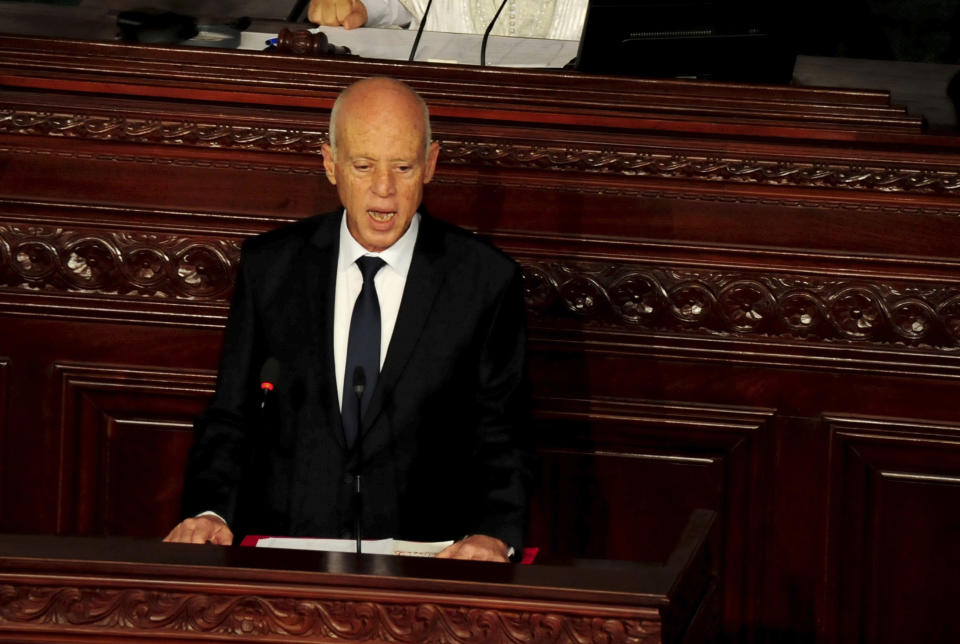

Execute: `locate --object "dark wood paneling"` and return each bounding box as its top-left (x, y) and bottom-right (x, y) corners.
top-left (1, 34), bottom-right (959, 644)
top-left (54, 363), bottom-right (215, 536)
top-left (0, 319), bottom-right (224, 534)
top-left (0, 357), bottom-right (7, 524)
top-left (0, 137), bottom-right (333, 217)
top-left (529, 396), bottom-right (773, 637)
top-left (825, 416), bottom-right (960, 644)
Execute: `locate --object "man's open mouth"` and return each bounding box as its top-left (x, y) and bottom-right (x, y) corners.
top-left (368, 210), bottom-right (396, 222)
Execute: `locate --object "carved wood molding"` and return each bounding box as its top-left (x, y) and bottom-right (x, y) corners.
top-left (0, 584), bottom-right (661, 643)
top-left (521, 261), bottom-right (960, 350)
top-left (0, 144), bottom-right (326, 176)
top-left (432, 174), bottom-right (960, 215)
top-left (0, 109), bottom-right (329, 156)
top-left (441, 140), bottom-right (960, 195)
top-left (3, 109), bottom-right (960, 196)
top-left (0, 224), bottom-right (240, 303)
top-left (2, 222), bottom-right (960, 353)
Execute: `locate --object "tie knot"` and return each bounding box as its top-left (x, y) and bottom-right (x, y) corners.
top-left (356, 256), bottom-right (386, 283)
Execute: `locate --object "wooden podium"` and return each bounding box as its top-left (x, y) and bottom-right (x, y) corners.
top-left (0, 511), bottom-right (717, 643)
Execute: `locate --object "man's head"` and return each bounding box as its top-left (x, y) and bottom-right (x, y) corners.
top-left (322, 77), bottom-right (440, 253)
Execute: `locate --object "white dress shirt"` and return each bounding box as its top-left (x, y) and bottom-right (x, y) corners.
top-left (333, 211), bottom-right (419, 409)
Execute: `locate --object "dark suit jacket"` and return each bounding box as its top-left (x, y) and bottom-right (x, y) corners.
top-left (182, 210), bottom-right (531, 550)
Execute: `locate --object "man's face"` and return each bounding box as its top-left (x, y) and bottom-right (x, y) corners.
top-left (322, 83), bottom-right (440, 253)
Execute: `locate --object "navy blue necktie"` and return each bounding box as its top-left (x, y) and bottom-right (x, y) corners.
top-left (342, 256), bottom-right (385, 448)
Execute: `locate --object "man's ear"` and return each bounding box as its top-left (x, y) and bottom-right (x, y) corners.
top-left (321, 142), bottom-right (337, 184)
top-left (423, 140), bottom-right (440, 184)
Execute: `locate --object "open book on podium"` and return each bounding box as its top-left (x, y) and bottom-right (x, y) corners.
top-left (241, 535), bottom-right (538, 563)
top-left (241, 535), bottom-right (452, 557)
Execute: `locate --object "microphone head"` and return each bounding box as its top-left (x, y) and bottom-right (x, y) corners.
top-left (352, 366), bottom-right (366, 395)
top-left (260, 357), bottom-right (280, 391)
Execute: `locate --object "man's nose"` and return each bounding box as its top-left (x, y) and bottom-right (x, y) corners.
top-left (371, 167), bottom-right (396, 196)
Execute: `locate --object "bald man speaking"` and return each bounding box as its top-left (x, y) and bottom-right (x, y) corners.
top-left (164, 78), bottom-right (531, 562)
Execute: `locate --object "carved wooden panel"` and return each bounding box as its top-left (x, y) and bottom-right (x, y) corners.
top-left (3, 105), bottom-right (960, 197)
top-left (824, 416), bottom-right (960, 644)
top-left (4, 206), bottom-right (960, 362)
top-left (0, 583), bottom-right (664, 643)
top-left (54, 362), bottom-right (215, 536)
top-left (0, 223), bottom-right (240, 303)
top-left (0, 199), bottom-right (254, 327)
top-left (440, 138), bottom-right (960, 196)
top-left (516, 259), bottom-right (960, 350)
top-left (0, 518), bottom-right (721, 644)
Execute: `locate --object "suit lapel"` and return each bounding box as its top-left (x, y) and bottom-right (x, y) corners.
top-left (306, 212), bottom-right (346, 450)
top-left (361, 214), bottom-right (447, 435)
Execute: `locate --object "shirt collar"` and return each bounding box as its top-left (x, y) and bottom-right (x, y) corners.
top-left (337, 210), bottom-right (420, 278)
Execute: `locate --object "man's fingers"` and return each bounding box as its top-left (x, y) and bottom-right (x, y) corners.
top-left (162, 516), bottom-right (232, 545)
top-left (435, 543), bottom-right (458, 559)
top-left (436, 535), bottom-right (509, 562)
top-left (307, 0), bottom-right (340, 25)
top-left (458, 545), bottom-right (508, 562)
top-left (335, 0), bottom-right (353, 24)
top-left (342, 5), bottom-right (368, 30)
top-left (307, 0), bottom-right (367, 27)
top-left (208, 525), bottom-right (234, 545)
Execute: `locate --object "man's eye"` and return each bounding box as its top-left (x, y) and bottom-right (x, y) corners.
top-left (396, 165), bottom-right (411, 172)
top-left (354, 164), bottom-right (370, 171)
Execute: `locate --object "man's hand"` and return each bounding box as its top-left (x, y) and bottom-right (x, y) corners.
top-left (163, 515), bottom-right (234, 545)
top-left (436, 534), bottom-right (510, 562)
top-left (308, 0), bottom-right (369, 29)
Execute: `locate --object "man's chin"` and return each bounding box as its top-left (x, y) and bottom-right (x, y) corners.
top-left (361, 216), bottom-right (411, 250)
top-left (358, 228), bottom-right (401, 253)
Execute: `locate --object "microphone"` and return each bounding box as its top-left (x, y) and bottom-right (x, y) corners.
top-left (480, 0), bottom-right (510, 67)
top-left (407, 0), bottom-right (434, 61)
top-left (351, 366), bottom-right (365, 554)
top-left (259, 357), bottom-right (280, 409)
top-left (352, 365), bottom-right (366, 400)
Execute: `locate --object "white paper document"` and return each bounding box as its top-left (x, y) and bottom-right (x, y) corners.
top-left (255, 536), bottom-right (454, 557)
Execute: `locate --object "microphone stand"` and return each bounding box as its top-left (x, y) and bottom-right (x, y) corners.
top-left (407, 0), bottom-right (434, 61)
top-left (351, 367), bottom-right (366, 554)
top-left (480, 0), bottom-right (510, 67)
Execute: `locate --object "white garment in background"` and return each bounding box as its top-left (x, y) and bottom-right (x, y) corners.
top-left (359, 0), bottom-right (417, 28)
top-left (365, 0), bottom-right (587, 40)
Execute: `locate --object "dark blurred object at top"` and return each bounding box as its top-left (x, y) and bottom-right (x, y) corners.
top-left (575, 0), bottom-right (960, 84)
top-left (117, 8), bottom-right (198, 43)
top-left (576, 1), bottom-right (792, 83)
